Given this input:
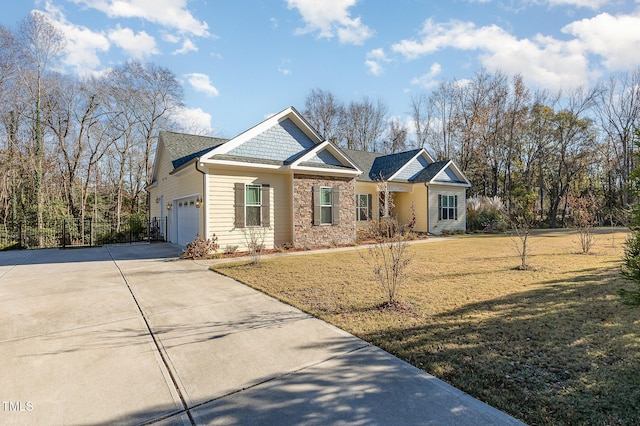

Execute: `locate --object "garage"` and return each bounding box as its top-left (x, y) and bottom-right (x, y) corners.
top-left (175, 197), bottom-right (200, 246)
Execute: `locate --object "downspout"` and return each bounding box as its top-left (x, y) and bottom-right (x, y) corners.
top-left (424, 182), bottom-right (430, 235)
top-left (195, 160), bottom-right (207, 239)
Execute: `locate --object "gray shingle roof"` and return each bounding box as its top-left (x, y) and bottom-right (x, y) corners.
top-left (160, 131), bottom-right (228, 169)
top-left (341, 148), bottom-right (423, 182)
top-left (411, 160), bottom-right (451, 183)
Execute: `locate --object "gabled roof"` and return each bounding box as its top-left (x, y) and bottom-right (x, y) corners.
top-left (160, 131), bottom-right (228, 169)
top-left (200, 107), bottom-right (361, 176)
top-left (412, 159), bottom-right (471, 186)
top-left (411, 160), bottom-right (450, 182)
top-left (342, 147), bottom-right (470, 186)
top-left (342, 148), bottom-right (422, 182)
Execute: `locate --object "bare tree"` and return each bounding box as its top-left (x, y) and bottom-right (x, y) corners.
top-left (542, 87), bottom-right (598, 227)
top-left (303, 88), bottom-right (345, 144)
top-left (344, 96), bottom-right (388, 151)
top-left (595, 69), bottom-right (640, 206)
top-left (381, 117), bottom-right (408, 154)
top-left (16, 11), bottom-right (66, 242)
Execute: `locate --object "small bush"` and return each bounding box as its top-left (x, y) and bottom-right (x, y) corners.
top-left (224, 244), bottom-right (239, 254)
top-left (182, 234), bottom-right (219, 259)
top-left (467, 196), bottom-right (506, 233)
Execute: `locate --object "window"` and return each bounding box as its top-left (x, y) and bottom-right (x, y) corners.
top-left (245, 184), bottom-right (262, 226)
top-left (313, 186), bottom-right (340, 226)
top-left (357, 194), bottom-right (372, 221)
top-left (320, 187), bottom-right (333, 224)
top-left (234, 183), bottom-right (270, 228)
top-left (439, 194), bottom-right (458, 220)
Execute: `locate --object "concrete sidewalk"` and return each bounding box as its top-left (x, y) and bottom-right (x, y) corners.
top-left (0, 243), bottom-right (524, 425)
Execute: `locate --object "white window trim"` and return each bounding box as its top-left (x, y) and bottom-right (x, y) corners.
top-left (320, 186), bottom-right (333, 225)
top-left (245, 184), bottom-right (262, 227)
top-left (357, 193), bottom-right (370, 221)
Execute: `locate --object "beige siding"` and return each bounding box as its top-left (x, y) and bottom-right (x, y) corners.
top-left (207, 168), bottom-right (293, 250)
top-left (149, 150), bottom-right (205, 244)
top-left (428, 185), bottom-right (467, 234)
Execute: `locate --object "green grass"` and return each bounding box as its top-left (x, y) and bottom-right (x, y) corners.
top-left (211, 228), bottom-right (640, 425)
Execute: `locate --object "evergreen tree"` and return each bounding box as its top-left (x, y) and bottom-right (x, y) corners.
top-left (620, 132), bottom-right (640, 305)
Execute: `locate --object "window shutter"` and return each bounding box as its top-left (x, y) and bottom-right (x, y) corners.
top-left (312, 185), bottom-right (321, 226)
top-left (367, 194), bottom-right (372, 220)
top-left (454, 195), bottom-right (458, 220)
top-left (261, 184), bottom-right (270, 227)
top-left (438, 194), bottom-right (442, 220)
top-left (234, 183), bottom-right (245, 228)
top-left (332, 187), bottom-right (340, 225)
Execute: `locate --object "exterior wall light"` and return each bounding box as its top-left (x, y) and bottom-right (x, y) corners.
top-left (195, 197), bottom-right (203, 208)
top-left (166, 203), bottom-right (172, 211)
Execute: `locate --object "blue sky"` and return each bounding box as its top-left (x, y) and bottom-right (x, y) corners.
top-left (2, 0), bottom-right (640, 139)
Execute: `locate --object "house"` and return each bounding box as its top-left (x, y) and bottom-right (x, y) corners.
top-left (147, 107), bottom-right (470, 249)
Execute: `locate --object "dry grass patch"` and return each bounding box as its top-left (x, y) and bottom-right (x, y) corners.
top-left (212, 228), bottom-right (640, 425)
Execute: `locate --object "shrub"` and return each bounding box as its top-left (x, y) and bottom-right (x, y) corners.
top-left (467, 196), bottom-right (506, 232)
top-left (182, 234), bottom-right (219, 259)
top-left (359, 218), bottom-right (413, 305)
top-left (224, 244), bottom-right (239, 254)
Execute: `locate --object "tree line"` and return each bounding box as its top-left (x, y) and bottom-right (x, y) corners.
top-left (303, 69), bottom-right (640, 228)
top-left (2, 12), bottom-right (639, 240)
top-left (0, 13), bottom-right (190, 240)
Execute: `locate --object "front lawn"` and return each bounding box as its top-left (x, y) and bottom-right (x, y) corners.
top-left (211, 228), bottom-right (639, 425)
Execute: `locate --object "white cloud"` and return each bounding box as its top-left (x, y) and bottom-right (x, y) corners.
top-left (108, 26), bottom-right (158, 59)
top-left (70, 0), bottom-right (209, 37)
top-left (411, 63), bottom-right (442, 89)
top-left (172, 106), bottom-right (214, 135)
top-left (546, 0), bottom-right (609, 9)
top-left (39, 3), bottom-right (110, 75)
top-left (365, 48), bottom-right (390, 75)
top-left (184, 73), bottom-right (219, 97)
top-left (563, 12), bottom-right (640, 71)
top-left (173, 38), bottom-right (198, 55)
top-left (391, 18), bottom-right (591, 90)
top-left (286, 0), bottom-right (373, 45)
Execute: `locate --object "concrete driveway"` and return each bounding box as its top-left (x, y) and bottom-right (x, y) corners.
top-left (0, 243), bottom-right (523, 425)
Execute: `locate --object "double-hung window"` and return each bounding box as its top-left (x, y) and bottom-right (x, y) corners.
top-left (245, 184), bottom-right (262, 227)
top-left (313, 185), bottom-right (340, 226)
top-left (320, 187), bottom-right (333, 224)
top-left (357, 194), bottom-right (372, 221)
top-left (234, 183), bottom-right (270, 228)
top-left (439, 194), bottom-right (458, 220)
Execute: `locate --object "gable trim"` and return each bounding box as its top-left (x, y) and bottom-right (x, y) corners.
top-left (387, 149), bottom-right (432, 182)
top-left (201, 106), bottom-right (324, 161)
top-left (429, 160), bottom-right (471, 187)
top-left (289, 141), bottom-right (362, 172)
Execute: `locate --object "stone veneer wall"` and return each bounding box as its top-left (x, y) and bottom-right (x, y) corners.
top-left (293, 174), bottom-right (356, 248)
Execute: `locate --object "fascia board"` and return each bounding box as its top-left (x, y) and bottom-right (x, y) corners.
top-left (150, 136), bottom-right (165, 182)
top-left (290, 141), bottom-right (363, 173)
top-left (291, 165), bottom-right (362, 176)
top-left (200, 158), bottom-right (283, 170)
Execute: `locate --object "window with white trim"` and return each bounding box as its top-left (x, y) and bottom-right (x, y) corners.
top-left (357, 194), bottom-right (372, 221)
top-left (245, 184), bottom-right (262, 227)
top-left (313, 185), bottom-right (340, 226)
top-left (439, 194), bottom-right (458, 220)
top-left (320, 187), bottom-right (333, 224)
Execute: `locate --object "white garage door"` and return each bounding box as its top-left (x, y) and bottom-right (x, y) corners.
top-left (175, 197), bottom-right (199, 246)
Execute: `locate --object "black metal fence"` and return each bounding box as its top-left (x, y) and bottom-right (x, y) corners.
top-left (0, 216), bottom-right (167, 250)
